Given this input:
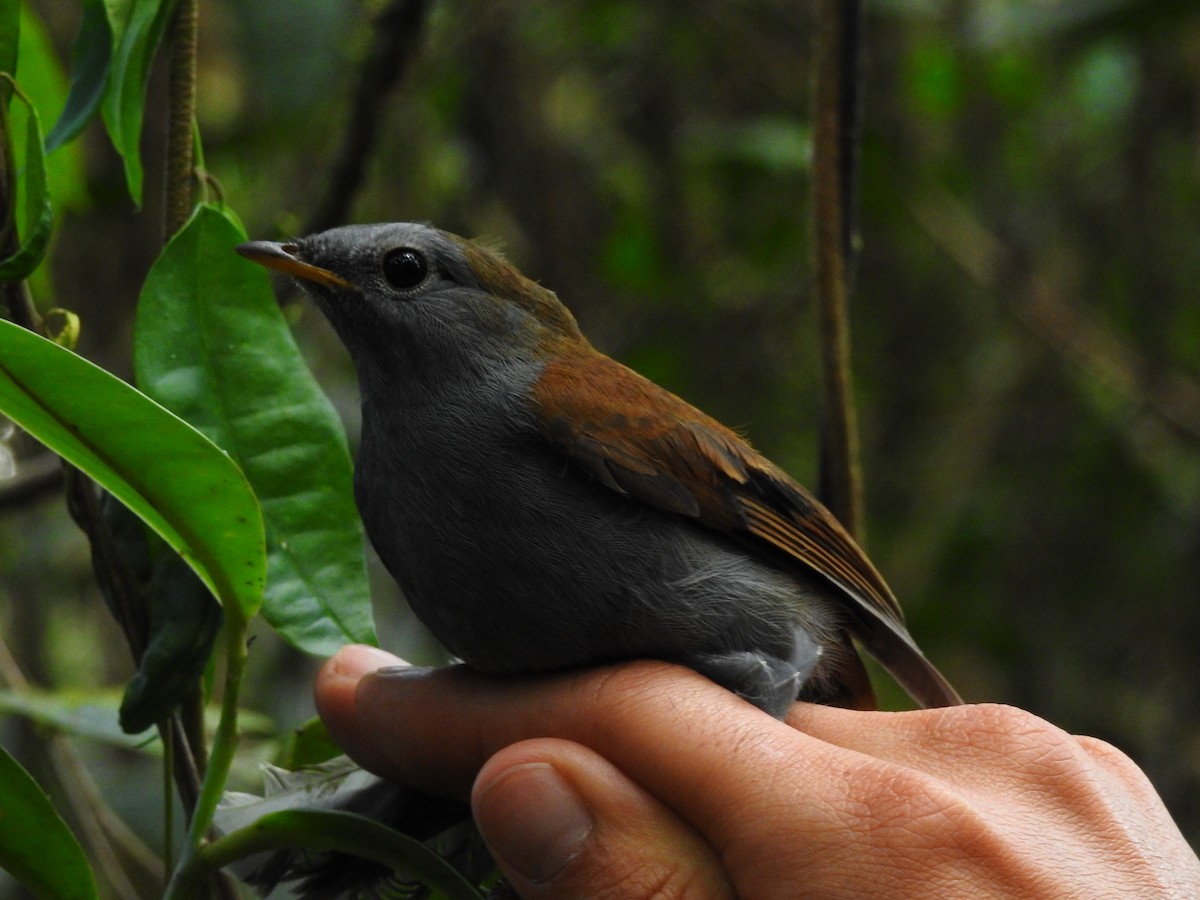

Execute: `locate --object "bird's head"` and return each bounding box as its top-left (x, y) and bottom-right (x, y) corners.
top-left (237, 222), bottom-right (586, 388)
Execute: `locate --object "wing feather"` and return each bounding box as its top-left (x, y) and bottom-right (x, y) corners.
top-left (533, 349), bottom-right (961, 708)
top-left (535, 351), bottom-right (900, 621)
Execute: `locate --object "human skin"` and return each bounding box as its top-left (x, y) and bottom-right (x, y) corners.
top-left (315, 644), bottom-right (1200, 899)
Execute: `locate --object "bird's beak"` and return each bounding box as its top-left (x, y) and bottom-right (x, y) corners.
top-left (236, 241), bottom-right (357, 291)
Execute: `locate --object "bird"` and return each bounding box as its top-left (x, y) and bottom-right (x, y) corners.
top-left (237, 222), bottom-right (960, 716)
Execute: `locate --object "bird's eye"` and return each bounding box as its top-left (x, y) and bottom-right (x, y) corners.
top-left (382, 247), bottom-right (428, 290)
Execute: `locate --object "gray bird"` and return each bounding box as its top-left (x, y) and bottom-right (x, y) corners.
top-left (238, 222), bottom-right (960, 716)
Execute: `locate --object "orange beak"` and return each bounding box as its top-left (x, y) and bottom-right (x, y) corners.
top-left (236, 241), bottom-right (357, 291)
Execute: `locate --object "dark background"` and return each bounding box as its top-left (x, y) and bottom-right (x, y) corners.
top-left (4, 0), bottom-right (1199, 874)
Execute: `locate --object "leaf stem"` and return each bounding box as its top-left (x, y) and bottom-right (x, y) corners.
top-left (171, 809), bottom-right (484, 900)
top-left (163, 620), bottom-right (247, 899)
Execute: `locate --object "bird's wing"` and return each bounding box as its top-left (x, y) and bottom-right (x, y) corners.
top-left (533, 350), bottom-right (961, 708)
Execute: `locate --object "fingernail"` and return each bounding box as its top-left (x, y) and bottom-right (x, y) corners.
top-left (474, 763), bottom-right (593, 884)
top-left (328, 645), bottom-right (410, 678)
top-left (372, 664), bottom-right (432, 678)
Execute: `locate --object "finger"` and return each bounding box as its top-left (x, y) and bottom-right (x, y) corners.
top-left (321, 659), bottom-right (1200, 897)
top-left (473, 739), bottom-right (733, 900)
top-left (347, 659), bottom-right (804, 799)
top-left (340, 658), bottom-right (854, 897)
top-left (787, 700), bottom-right (1107, 788)
top-left (314, 644), bottom-right (411, 774)
top-left (791, 700), bottom-right (1200, 886)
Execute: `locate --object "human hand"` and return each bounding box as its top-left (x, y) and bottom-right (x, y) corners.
top-left (316, 645), bottom-right (1200, 899)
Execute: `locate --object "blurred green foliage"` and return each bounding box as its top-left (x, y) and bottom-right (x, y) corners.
top-left (2, 0), bottom-right (1199, 885)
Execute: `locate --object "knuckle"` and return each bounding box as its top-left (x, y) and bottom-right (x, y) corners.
top-left (841, 762), bottom-right (983, 849)
top-left (931, 702), bottom-right (1053, 744)
top-left (1074, 734), bottom-right (1142, 779)
top-left (932, 703), bottom-right (1089, 771)
top-left (836, 758), bottom-right (1063, 874)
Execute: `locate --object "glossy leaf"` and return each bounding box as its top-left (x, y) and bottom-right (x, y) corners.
top-left (136, 204), bottom-right (376, 655)
top-left (0, 79), bottom-right (52, 280)
top-left (46, 0), bottom-right (112, 152)
top-left (0, 744), bottom-right (98, 900)
top-left (0, 317), bottom-right (265, 626)
top-left (101, 0), bottom-right (178, 204)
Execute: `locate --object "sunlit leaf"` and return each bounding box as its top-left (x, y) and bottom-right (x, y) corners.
top-left (0, 318), bottom-right (265, 626)
top-left (136, 204), bottom-right (376, 654)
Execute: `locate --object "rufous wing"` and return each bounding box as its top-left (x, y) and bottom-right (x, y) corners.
top-left (532, 348), bottom-right (961, 709)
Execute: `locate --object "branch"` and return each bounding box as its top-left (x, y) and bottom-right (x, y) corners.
top-left (912, 187), bottom-right (1200, 446)
top-left (164, 0), bottom-right (199, 239)
top-left (304, 0), bottom-right (432, 235)
top-left (811, 0), bottom-right (865, 537)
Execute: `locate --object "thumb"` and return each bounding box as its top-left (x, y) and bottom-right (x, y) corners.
top-left (472, 739), bottom-right (733, 900)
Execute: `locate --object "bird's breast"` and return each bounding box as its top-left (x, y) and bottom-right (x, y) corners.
top-left (353, 378), bottom-right (828, 676)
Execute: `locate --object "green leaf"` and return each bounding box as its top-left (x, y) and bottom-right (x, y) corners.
top-left (0, 688), bottom-right (275, 750)
top-left (0, 79), bottom-right (53, 280)
top-left (0, 744), bottom-right (99, 900)
top-left (100, 0), bottom-right (178, 205)
top-left (46, 0), bottom-right (113, 152)
top-left (0, 317), bottom-right (265, 626)
top-left (281, 717), bottom-right (342, 769)
top-left (135, 204), bottom-right (376, 655)
top-left (0, 688), bottom-right (153, 748)
top-left (201, 809), bottom-right (484, 900)
top-left (16, 6), bottom-right (87, 214)
top-left (0, 691), bottom-right (276, 753)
